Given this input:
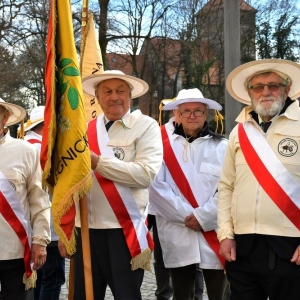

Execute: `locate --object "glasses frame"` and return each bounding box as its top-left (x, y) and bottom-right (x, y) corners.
top-left (249, 82), bottom-right (287, 93)
top-left (179, 109), bottom-right (206, 118)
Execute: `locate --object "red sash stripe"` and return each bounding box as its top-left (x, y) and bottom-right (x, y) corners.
top-left (88, 119), bottom-right (153, 257)
top-left (238, 123), bottom-right (300, 230)
top-left (0, 192), bottom-right (32, 277)
top-left (161, 126), bottom-right (225, 266)
top-left (27, 139), bottom-right (42, 145)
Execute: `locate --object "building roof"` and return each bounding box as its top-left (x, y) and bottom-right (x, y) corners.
top-left (195, 0), bottom-right (256, 15)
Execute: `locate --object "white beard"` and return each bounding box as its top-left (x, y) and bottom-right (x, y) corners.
top-left (253, 95), bottom-right (285, 117)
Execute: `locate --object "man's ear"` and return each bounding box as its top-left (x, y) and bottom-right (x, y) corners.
top-left (1, 111), bottom-right (9, 124)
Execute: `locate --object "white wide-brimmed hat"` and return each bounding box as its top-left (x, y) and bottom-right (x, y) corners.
top-left (82, 70), bottom-right (149, 99)
top-left (0, 98), bottom-right (26, 126)
top-left (226, 59), bottom-right (300, 105)
top-left (162, 88), bottom-right (222, 111)
top-left (24, 106), bottom-right (45, 131)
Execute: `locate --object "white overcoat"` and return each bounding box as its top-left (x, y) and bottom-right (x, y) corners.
top-left (149, 126), bottom-right (227, 269)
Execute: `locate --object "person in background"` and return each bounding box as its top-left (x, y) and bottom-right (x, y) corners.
top-left (218, 59), bottom-right (300, 300)
top-left (24, 106), bottom-right (65, 300)
top-left (0, 99), bottom-right (51, 299)
top-left (150, 88), bottom-right (229, 300)
top-left (59, 70), bottom-right (163, 300)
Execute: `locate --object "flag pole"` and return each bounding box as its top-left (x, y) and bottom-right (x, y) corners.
top-left (82, 0), bottom-right (89, 35)
top-left (69, 1), bottom-right (95, 300)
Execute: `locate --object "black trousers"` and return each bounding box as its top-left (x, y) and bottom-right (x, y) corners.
top-left (0, 258), bottom-right (34, 300)
top-left (226, 234), bottom-right (300, 300)
top-left (73, 227), bottom-right (144, 300)
top-left (149, 214), bottom-right (204, 300)
top-left (170, 264), bottom-right (229, 300)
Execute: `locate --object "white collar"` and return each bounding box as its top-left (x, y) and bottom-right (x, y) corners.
top-left (104, 109), bottom-right (131, 124)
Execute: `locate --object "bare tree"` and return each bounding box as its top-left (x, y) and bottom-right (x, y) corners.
top-left (0, 0), bottom-right (299, 118)
top-left (0, 0), bottom-right (25, 43)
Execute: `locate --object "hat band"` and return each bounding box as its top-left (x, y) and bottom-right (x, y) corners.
top-left (24, 117), bottom-right (44, 129)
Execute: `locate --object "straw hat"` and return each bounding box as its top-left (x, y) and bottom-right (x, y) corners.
top-left (0, 98), bottom-right (26, 126)
top-left (162, 88), bottom-right (222, 111)
top-left (226, 59), bottom-right (300, 105)
top-left (24, 106), bottom-right (45, 131)
top-left (82, 70), bottom-right (149, 99)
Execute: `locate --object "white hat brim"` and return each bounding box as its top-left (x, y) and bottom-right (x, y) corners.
top-left (226, 59), bottom-right (300, 105)
top-left (162, 97), bottom-right (222, 111)
top-left (0, 102), bottom-right (26, 126)
top-left (24, 119), bottom-right (44, 131)
top-left (82, 73), bottom-right (149, 99)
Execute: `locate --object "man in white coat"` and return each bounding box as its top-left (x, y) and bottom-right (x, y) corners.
top-left (24, 106), bottom-right (65, 300)
top-left (149, 88), bottom-right (229, 300)
top-left (0, 99), bottom-right (51, 299)
top-left (149, 103), bottom-right (204, 300)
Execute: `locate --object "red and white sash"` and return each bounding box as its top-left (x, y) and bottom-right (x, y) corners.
top-left (0, 171), bottom-right (34, 283)
top-left (26, 139), bottom-right (41, 145)
top-left (87, 116), bottom-right (153, 271)
top-left (238, 122), bottom-right (300, 230)
top-left (161, 125), bottom-right (225, 266)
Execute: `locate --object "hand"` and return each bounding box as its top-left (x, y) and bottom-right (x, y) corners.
top-left (90, 150), bottom-right (99, 170)
top-left (31, 244), bottom-right (47, 270)
top-left (220, 238), bottom-right (236, 262)
top-left (58, 240), bottom-right (72, 259)
top-left (184, 214), bottom-right (202, 231)
top-left (290, 245), bottom-right (300, 265)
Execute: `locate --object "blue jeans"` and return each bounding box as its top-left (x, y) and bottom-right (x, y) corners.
top-left (34, 245), bottom-right (65, 300)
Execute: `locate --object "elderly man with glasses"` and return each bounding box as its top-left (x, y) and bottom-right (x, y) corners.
top-left (218, 59), bottom-right (300, 300)
top-left (150, 88), bottom-right (229, 300)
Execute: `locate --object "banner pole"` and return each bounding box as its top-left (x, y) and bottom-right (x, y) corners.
top-left (68, 1), bottom-right (94, 300)
top-left (82, 0), bottom-right (89, 35)
top-left (80, 1), bottom-right (94, 299)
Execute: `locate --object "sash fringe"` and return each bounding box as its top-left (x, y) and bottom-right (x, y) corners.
top-left (23, 270), bottom-right (37, 290)
top-left (131, 247), bottom-right (152, 272)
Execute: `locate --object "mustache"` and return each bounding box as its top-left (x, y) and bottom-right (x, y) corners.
top-left (259, 96), bottom-right (276, 102)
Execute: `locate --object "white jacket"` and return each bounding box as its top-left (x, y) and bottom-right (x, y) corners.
top-left (149, 128), bottom-right (227, 269)
top-left (24, 131), bottom-right (59, 242)
top-left (75, 110), bottom-right (163, 229)
top-left (0, 130), bottom-right (51, 260)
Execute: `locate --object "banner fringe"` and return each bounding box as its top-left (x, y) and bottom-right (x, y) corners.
top-left (53, 174), bottom-right (92, 255)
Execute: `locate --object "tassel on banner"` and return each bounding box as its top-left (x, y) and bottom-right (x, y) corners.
top-left (214, 110), bottom-right (224, 135)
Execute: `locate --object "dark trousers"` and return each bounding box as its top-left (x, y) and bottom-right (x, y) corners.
top-left (73, 227), bottom-right (144, 300)
top-left (149, 215), bottom-right (204, 300)
top-left (170, 264), bottom-right (228, 300)
top-left (0, 258), bottom-right (34, 300)
top-left (202, 269), bottom-right (230, 300)
top-left (226, 234), bottom-right (300, 300)
top-left (150, 214), bottom-right (173, 300)
top-left (34, 245), bottom-right (65, 300)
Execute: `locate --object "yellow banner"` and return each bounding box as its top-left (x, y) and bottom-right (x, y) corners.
top-left (80, 13), bottom-right (103, 122)
top-left (42, 0), bottom-right (92, 255)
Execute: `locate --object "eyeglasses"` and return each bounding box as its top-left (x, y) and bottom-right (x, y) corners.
top-left (249, 82), bottom-right (286, 93)
top-left (179, 109), bottom-right (206, 118)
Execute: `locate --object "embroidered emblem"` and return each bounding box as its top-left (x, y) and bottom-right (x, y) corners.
top-left (113, 147), bottom-right (125, 160)
top-left (278, 138), bottom-right (298, 157)
top-left (8, 181), bottom-right (16, 191)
